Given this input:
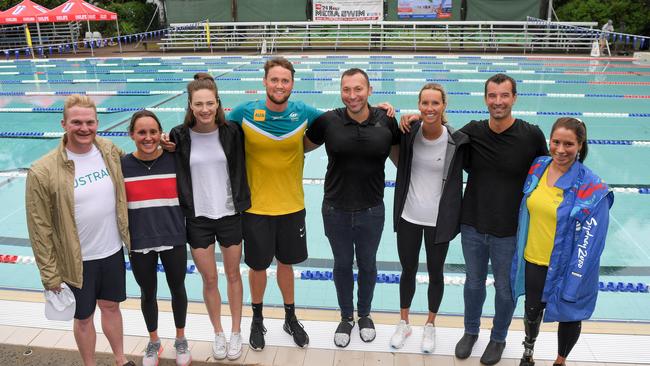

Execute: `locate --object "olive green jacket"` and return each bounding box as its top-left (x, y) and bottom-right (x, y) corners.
top-left (26, 136), bottom-right (130, 289)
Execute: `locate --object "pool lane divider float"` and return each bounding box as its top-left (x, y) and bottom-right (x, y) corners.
top-left (0, 169), bottom-right (648, 194)
top-left (3, 59), bottom-right (649, 70)
top-left (1, 254), bottom-right (648, 293)
top-left (2, 107), bottom-right (650, 119)
top-left (3, 90), bottom-right (650, 100)
top-left (2, 77), bottom-right (650, 86)
top-left (1, 131), bottom-right (648, 147)
top-left (0, 54), bottom-right (641, 64)
top-left (3, 68), bottom-right (650, 77)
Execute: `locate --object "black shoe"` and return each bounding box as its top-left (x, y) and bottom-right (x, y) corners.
top-left (333, 317), bottom-right (354, 348)
top-left (284, 315), bottom-right (309, 348)
top-left (480, 340), bottom-right (506, 365)
top-left (249, 317), bottom-right (267, 351)
top-left (357, 316), bottom-right (376, 342)
top-left (455, 333), bottom-right (478, 359)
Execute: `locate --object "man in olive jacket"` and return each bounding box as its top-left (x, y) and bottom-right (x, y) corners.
top-left (26, 95), bottom-right (133, 366)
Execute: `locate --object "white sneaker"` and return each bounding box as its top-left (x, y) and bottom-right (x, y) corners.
top-left (142, 340), bottom-right (162, 366)
top-left (227, 332), bottom-right (243, 360)
top-left (421, 323), bottom-right (436, 353)
top-left (390, 320), bottom-right (412, 349)
top-left (174, 337), bottom-right (192, 366)
top-left (212, 332), bottom-right (227, 360)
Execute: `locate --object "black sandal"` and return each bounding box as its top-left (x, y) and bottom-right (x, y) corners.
top-left (334, 318), bottom-right (355, 347)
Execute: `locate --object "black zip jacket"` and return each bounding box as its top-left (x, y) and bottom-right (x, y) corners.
top-left (169, 122), bottom-right (251, 218)
top-left (393, 122), bottom-right (469, 243)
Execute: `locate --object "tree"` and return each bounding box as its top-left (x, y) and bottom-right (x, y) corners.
top-left (554, 0), bottom-right (650, 36)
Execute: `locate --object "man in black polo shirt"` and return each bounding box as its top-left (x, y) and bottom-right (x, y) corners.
top-left (304, 68), bottom-right (400, 348)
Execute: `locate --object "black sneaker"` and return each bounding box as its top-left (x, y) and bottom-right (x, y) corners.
top-left (249, 317), bottom-right (266, 351)
top-left (283, 315), bottom-right (309, 348)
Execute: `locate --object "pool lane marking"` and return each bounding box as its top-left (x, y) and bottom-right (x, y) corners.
top-left (2, 107), bottom-right (649, 118)
top-left (4, 68), bottom-right (650, 76)
top-left (4, 77), bottom-right (650, 86)
top-left (3, 90), bottom-right (650, 99)
top-left (609, 212), bottom-right (650, 261)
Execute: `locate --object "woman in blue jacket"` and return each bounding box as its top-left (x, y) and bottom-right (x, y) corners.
top-left (511, 117), bottom-right (614, 366)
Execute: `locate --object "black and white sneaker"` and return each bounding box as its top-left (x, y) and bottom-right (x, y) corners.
top-left (358, 315), bottom-right (376, 342)
top-left (283, 315), bottom-right (310, 348)
top-left (249, 317), bottom-right (267, 351)
top-left (333, 317), bottom-right (355, 348)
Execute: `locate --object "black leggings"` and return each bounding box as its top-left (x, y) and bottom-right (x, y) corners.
top-left (525, 261), bottom-right (581, 358)
top-left (397, 218), bottom-right (449, 313)
top-left (130, 245), bottom-right (188, 332)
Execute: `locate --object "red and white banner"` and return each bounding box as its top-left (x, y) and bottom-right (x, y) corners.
top-left (313, 0), bottom-right (383, 22)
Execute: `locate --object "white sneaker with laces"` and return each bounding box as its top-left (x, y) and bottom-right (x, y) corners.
top-left (174, 337), bottom-right (192, 366)
top-left (421, 323), bottom-right (436, 353)
top-left (142, 340), bottom-right (162, 366)
top-left (227, 332), bottom-right (243, 360)
top-left (212, 332), bottom-right (227, 360)
top-left (390, 320), bottom-right (412, 349)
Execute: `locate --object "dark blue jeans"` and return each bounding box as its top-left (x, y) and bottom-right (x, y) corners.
top-left (461, 224), bottom-right (516, 342)
top-left (322, 201), bottom-right (384, 319)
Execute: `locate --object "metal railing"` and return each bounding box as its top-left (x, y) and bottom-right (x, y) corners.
top-left (159, 21), bottom-right (599, 53)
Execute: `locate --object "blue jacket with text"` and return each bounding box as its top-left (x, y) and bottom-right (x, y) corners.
top-left (511, 156), bottom-right (614, 322)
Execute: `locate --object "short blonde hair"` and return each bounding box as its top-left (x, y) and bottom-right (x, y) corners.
top-left (63, 94), bottom-right (97, 120)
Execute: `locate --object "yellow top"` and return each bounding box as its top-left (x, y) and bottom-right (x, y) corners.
top-left (524, 167), bottom-right (564, 266)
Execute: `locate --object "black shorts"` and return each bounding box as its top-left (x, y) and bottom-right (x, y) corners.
top-left (187, 214), bottom-right (242, 249)
top-left (69, 248), bottom-right (126, 320)
top-left (243, 209), bottom-right (308, 270)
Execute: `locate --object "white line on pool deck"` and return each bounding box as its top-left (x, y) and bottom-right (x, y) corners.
top-left (0, 299), bottom-right (648, 364)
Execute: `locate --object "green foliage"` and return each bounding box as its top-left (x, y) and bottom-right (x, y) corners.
top-left (555, 0), bottom-right (650, 36)
top-left (0, 0), bottom-right (160, 37)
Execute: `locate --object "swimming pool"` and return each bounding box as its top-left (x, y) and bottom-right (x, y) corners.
top-left (0, 54), bottom-right (648, 322)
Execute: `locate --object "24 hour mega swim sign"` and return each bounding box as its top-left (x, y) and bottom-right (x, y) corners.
top-left (313, 0), bottom-right (383, 21)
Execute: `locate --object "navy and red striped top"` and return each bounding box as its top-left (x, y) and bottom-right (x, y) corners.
top-left (121, 151), bottom-right (186, 251)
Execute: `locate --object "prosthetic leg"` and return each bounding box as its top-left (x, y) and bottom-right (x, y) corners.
top-left (520, 310), bottom-right (543, 366)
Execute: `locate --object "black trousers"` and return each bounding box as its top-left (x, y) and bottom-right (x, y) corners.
top-left (130, 245), bottom-right (188, 332)
top-left (525, 260), bottom-right (581, 358)
top-left (397, 218), bottom-right (449, 313)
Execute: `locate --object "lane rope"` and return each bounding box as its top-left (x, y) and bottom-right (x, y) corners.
top-left (0, 254), bottom-right (647, 292)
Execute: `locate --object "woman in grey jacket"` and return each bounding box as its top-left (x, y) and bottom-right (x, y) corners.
top-left (390, 83), bottom-right (468, 353)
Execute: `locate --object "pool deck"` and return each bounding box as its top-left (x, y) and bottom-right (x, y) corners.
top-left (1, 289), bottom-right (649, 366)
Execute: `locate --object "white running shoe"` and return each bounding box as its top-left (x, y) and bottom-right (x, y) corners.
top-left (174, 337), bottom-right (192, 366)
top-left (227, 332), bottom-right (243, 360)
top-left (212, 332), bottom-right (227, 360)
top-left (390, 320), bottom-right (412, 349)
top-left (421, 323), bottom-right (436, 353)
top-left (142, 340), bottom-right (162, 366)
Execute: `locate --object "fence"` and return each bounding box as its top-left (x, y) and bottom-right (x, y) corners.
top-left (159, 20), bottom-right (599, 53)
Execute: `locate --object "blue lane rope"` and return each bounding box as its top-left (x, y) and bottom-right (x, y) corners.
top-left (121, 260), bottom-right (650, 293)
top-left (1, 107), bottom-right (649, 118)
top-left (1, 90), bottom-right (648, 99)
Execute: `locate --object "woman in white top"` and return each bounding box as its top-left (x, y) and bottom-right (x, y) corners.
top-left (390, 83), bottom-right (469, 352)
top-left (168, 73), bottom-right (251, 361)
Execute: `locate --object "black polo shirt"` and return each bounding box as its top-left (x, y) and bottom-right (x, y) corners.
top-left (307, 106), bottom-right (400, 211)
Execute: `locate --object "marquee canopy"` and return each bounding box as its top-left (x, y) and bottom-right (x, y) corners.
top-left (46, 0), bottom-right (117, 22)
top-left (0, 0), bottom-right (51, 24)
top-left (0, 0), bottom-right (117, 24)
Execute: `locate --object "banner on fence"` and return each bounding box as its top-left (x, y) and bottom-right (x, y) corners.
top-left (397, 0), bottom-right (453, 19)
top-left (313, 0), bottom-right (383, 22)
